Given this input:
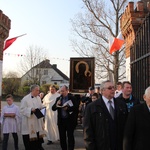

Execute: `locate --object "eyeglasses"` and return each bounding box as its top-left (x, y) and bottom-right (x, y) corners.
top-left (105, 86), bottom-right (115, 90)
top-left (92, 97), bottom-right (97, 100)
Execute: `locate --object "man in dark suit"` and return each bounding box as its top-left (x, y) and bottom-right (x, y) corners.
top-left (52, 85), bottom-right (78, 150)
top-left (123, 86), bottom-right (150, 150)
top-left (84, 80), bottom-right (128, 150)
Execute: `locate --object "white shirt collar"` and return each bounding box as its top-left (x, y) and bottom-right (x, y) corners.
top-left (102, 96), bottom-right (115, 109)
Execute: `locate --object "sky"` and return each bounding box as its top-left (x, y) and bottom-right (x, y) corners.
top-left (1, 0), bottom-right (83, 77)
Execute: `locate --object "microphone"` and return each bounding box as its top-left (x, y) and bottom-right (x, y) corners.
top-left (59, 95), bottom-right (63, 101)
top-left (56, 95), bottom-right (63, 108)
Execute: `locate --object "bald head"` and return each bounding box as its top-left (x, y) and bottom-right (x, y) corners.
top-left (144, 86), bottom-right (150, 96)
top-left (143, 86), bottom-right (150, 105)
top-left (60, 85), bottom-right (69, 97)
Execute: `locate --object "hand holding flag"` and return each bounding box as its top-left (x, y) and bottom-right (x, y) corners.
top-left (3, 34), bottom-right (26, 51)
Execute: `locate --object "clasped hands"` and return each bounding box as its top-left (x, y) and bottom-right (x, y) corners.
top-left (4, 113), bottom-right (16, 118)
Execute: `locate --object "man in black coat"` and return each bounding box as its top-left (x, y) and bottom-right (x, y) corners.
top-left (123, 86), bottom-right (150, 150)
top-left (84, 80), bottom-right (128, 150)
top-left (52, 85), bottom-right (78, 150)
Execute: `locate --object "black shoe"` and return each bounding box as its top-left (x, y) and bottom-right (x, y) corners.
top-left (47, 141), bottom-right (53, 145)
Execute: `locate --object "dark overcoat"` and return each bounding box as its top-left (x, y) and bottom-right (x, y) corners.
top-left (84, 96), bottom-right (128, 150)
top-left (52, 94), bottom-right (78, 129)
top-left (123, 102), bottom-right (150, 150)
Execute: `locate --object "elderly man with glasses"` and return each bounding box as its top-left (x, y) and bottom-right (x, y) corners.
top-left (84, 80), bottom-right (128, 150)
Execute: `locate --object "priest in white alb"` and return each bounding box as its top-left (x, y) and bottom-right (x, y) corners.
top-left (42, 85), bottom-right (60, 145)
top-left (20, 84), bottom-right (45, 150)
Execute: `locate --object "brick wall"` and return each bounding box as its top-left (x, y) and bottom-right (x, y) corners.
top-left (0, 9), bottom-right (11, 142)
top-left (0, 10), bottom-right (11, 60)
top-left (120, 1), bottom-right (150, 58)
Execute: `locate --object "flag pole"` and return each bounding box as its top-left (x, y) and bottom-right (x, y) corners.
top-left (11, 33), bottom-right (27, 39)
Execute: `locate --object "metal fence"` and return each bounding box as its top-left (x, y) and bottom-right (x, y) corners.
top-left (130, 12), bottom-right (150, 100)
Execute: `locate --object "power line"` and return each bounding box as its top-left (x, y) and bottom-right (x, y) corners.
top-left (4, 52), bottom-right (70, 61)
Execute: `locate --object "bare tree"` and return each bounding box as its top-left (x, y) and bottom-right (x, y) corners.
top-left (71, 0), bottom-right (130, 85)
top-left (19, 45), bottom-right (47, 85)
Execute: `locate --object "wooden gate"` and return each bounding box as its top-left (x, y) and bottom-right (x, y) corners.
top-left (130, 13), bottom-right (150, 100)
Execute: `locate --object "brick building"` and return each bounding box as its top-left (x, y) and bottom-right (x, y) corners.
top-left (0, 10), bottom-right (11, 141)
top-left (120, 0), bottom-right (150, 99)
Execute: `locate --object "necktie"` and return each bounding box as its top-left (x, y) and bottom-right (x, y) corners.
top-left (108, 100), bottom-right (115, 119)
top-left (62, 97), bottom-right (68, 118)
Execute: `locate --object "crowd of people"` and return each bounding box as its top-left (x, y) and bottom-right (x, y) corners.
top-left (1, 81), bottom-right (150, 150)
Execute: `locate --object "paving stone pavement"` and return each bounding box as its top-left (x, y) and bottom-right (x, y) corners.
top-left (0, 101), bottom-right (86, 150)
top-left (0, 127), bottom-right (85, 150)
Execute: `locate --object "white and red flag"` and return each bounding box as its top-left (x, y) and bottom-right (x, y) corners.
top-left (3, 34), bottom-right (26, 51)
top-left (109, 32), bottom-right (124, 54)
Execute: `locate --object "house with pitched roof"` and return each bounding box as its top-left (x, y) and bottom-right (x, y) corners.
top-left (21, 59), bottom-right (69, 86)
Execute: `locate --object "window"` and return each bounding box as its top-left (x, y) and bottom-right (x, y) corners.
top-left (36, 69), bottom-right (39, 75)
top-left (44, 70), bottom-right (48, 75)
top-left (42, 81), bottom-right (46, 85)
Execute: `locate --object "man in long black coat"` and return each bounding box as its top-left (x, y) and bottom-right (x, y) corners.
top-left (84, 80), bottom-right (128, 150)
top-left (123, 86), bottom-right (150, 150)
top-left (52, 85), bottom-right (78, 150)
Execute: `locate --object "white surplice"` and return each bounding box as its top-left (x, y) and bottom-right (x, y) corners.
top-left (42, 92), bottom-right (60, 141)
top-left (1, 103), bottom-right (21, 133)
top-left (20, 93), bottom-right (45, 140)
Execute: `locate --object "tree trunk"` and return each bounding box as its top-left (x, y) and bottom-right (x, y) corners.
top-left (113, 51), bottom-right (119, 85)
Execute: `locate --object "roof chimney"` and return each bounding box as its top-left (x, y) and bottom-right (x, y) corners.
top-left (137, 1), bottom-right (144, 11)
top-left (53, 64), bottom-right (57, 68)
top-left (147, 1), bottom-right (150, 11)
top-left (45, 59), bottom-right (50, 64)
top-left (140, 0), bottom-right (150, 11)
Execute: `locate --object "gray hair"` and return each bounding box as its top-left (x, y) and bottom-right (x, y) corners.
top-left (144, 86), bottom-right (150, 96)
top-left (60, 85), bottom-right (69, 91)
top-left (30, 84), bottom-right (39, 92)
top-left (100, 80), bottom-right (111, 90)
